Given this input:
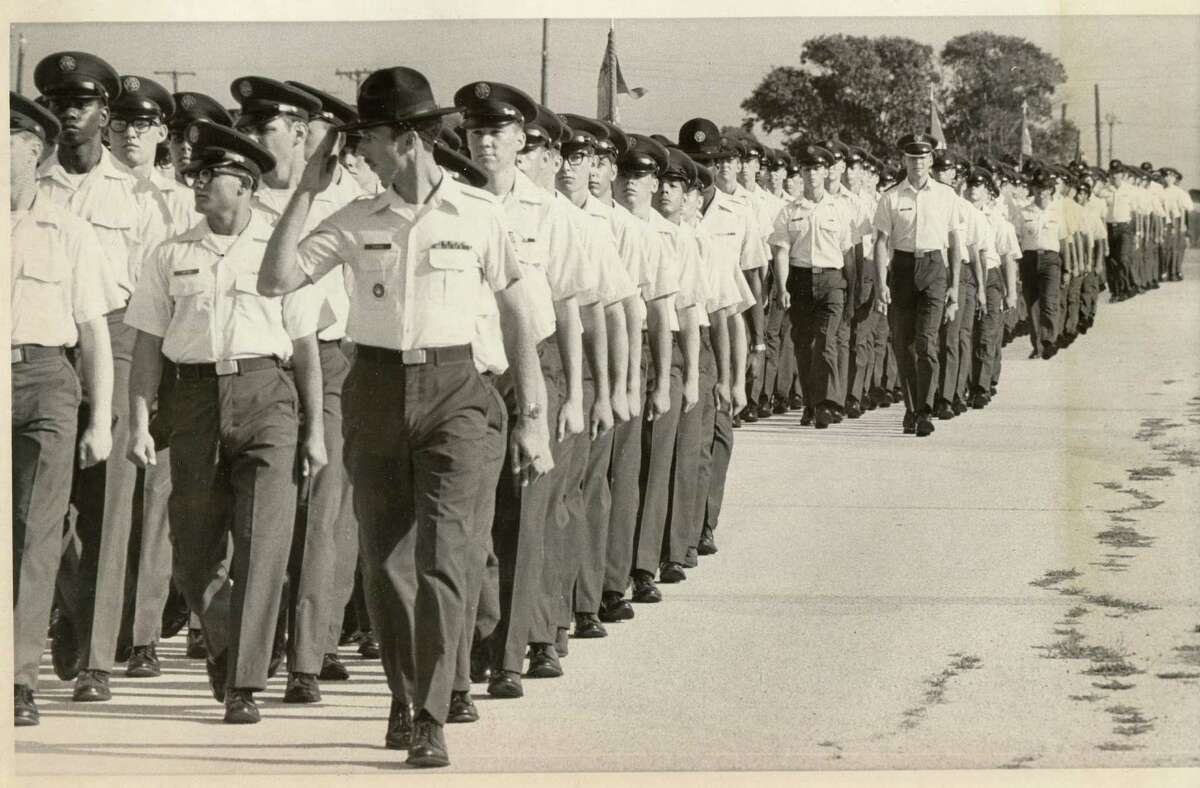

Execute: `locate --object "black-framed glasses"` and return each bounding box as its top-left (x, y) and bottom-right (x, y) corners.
top-left (564, 150), bottom-right (591, 166)
top-left (109, 118), bottom-right (159, 135)
top-left (186, 167), bottom-right (248, 188)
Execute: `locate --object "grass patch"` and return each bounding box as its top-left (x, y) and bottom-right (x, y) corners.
top-left (1114, 723), bottom-right (1155, 736)
top-left (1038, 631), bottom-right (1129, 662)
top-left (1096, 525), bottom-right (1156, 549)
top-left (1031, 568), bottom-right (1082, 588)
top-left (1084, 660), bottom-right (1144, 677)
top-left (1096, 741), bottom-right (1143, 752)
top-left (1068, 694), bottom-right (1106, 702)
top-left (1174, 644), bottom-right (1200, 666)
top-left (1064, 606), bottom-right (1090, 620)
top-left (1096, 481), bottom-right (1124, 491)
top-left (1156, 672), bottom-right (1200, 680)
top-left (1127, 466), bottom-right (1174, 481)
top-left (1084, 594), bottom-right (1158, 613)
top-left (1058, 585), bottom-right (1087, 597)
top-left (1092, 679), bottom-right (1135, 691)
top-left (949, 654), bottom-right (982, 671)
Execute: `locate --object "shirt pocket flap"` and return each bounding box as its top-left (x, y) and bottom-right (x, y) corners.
top-left (168, 273), bottom-right (206, 297)
top-left (234, 272), bottom-right (260, 294)
top-left (82, 199), bottom-right (134, 231)
top-left (427, 248), bottom-right (479, 272)
top-left (22, 247), bottom-right (66, 283)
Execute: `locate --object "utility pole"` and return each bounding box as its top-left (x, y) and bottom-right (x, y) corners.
top-left (540, 19), bottom-right (550, 105)
top-left (16, 32), bottom-right (27, 94)
top-left (153, 69), bottom-right (196, 93)
top-left (335, 68), bottom-right (372, 93)
top-left (1105, 112), bottom-right (1118, 163)
top-left (1093, 84), bottom-right (1102, 166)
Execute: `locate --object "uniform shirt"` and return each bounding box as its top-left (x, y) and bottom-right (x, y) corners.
top-left (689, 221), bottom-right (744, 322)
top-left (825, 185), bottom-right (860, 253)
top-left (699, 186), bottom-right (769, 272)
top-left (11, 195), bottom-right (125, 346)
top-left (769, 191), bottom-right (853, 269)
top-left (1104, 182), bottom-right (1137, 223)
top-left (599, 197), bottom-right (679, 322)
top-left (982, 202), bottom-right (1019, 270)
top-left (1018, 202), bottom-right (1069, 252)
top-left (873, 176), bottom-right (961, 257)
top-left (650, 211), bottom-right (704, 331)
top-left (1077, 201), bottom-right (1108, 246)
top-left (149, 169), bottom-right (199, 236)
top-left (745, 182), bottom-right (784, 254)
top-left (851, 188), bottom-right (877, 254)
top-left (295, 173), bottom-right (522, 358)
top-left (1167, 184), bottom-right (1192, 224)
top-left (1087, 194), bottom-right (1109, 227)
top-left (963, 201), bottom-right (993, 269)
top-left (1148, 181), bottom-right (1169, 220)
top-left (253, 166), bottom-right (366, 342)
top-left (576, 193), bottom-right (640, 307)
top-left (126, 210), bottom-right (325, 363)
top-left (37, 147), bottom-right (168, 301)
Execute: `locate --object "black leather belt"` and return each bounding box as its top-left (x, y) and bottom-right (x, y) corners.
top-left (105, 306), bottom-right (128, 325)
top-left (356, 344), bottom-right (472, 366)
top-left (893, 249), bottom-right (943, 262)
top-left (10, 345), bottom-right (67, 364)
top-left (176, 357), bottom-right (282, 379)
top-left (318, 338), bottom-right (342, 348)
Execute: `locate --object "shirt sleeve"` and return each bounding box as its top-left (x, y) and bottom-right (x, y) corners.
top-left (544, 200), bottom-right (594, 304)
top-left (280, 281), bottom-right (328, 340)
top-left (768, 205), bottom-right (791, 251)
top-left (641, 224), bottom-right (679, 302)
top-left (592, 225), bottom-right (639, 306)
top-left (297, 210), bottom-right (356, 284)
top-left (738, 209), bottom-right (768, 271)
top-left (873, 193), bottom-right (893, 238)
top-left (123, 242), bottom-right (173, 337)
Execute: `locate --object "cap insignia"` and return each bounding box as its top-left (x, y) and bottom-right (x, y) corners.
top-left (59, 55), bottom-right (77, 73)
top-left (474, 82), bottom-right (491, 99)
top-left (238, 80), bottom-right (253, 98)
top-left (123, 76), bottom-right (141, 93)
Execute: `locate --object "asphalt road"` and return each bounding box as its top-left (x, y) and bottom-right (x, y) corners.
top-left (12, 254), bottom-right (1200, 778)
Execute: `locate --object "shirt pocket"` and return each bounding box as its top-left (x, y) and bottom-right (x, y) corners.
top-left (20, 235), bottom-right (67, 284)
top-left (423, 247), bottom-right (482, 306)
top-left (168, 270), bottom-right (211, 312)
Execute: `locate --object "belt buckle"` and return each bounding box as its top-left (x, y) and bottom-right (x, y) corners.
top-left (10, 348), bottom-right (24, 363)
top-left (401, 349), bottom-right (427, 365)
top-left (214, 359), bottom-right (239, 376)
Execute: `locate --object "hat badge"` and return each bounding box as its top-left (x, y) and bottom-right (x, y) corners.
top-left (238, 80), bottom-right (253, 98)
top-left (694, 130), bottom-right (706, 143)
top-left (123, 76), bottom-right (141, 93)
top-left (59, 55), bottom-right (77, 72)
top-left (187, 125), bottom-right (201, 144)
top-left (474, 82), bottom-right (491, 99)
top-left (180, 94), bottom-right (196, 110)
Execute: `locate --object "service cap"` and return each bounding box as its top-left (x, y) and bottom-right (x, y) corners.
top-left (616, 134), bottom-right (669, 177)
top-left (111, 75), bottom-right (174, 119)
top-left (230, 76), bottom-right (321, 123)
top-left (34, 51), bottom-right (121, 102)
top-left (181, 118), bottom-right (276, 182)
top-left (455, 81), bottom-right (538, 130)
top-left (10, 90), bottom-right (61, 142)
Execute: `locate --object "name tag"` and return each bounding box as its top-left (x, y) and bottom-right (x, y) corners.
top-left (364, 243), bottom-right (392, 250)
top-left (430, 240), bottom-right (472, 251)
top-left (899, 207), bottom-right (913, 213)
top-left (173, 269), bottom-right (199, 276)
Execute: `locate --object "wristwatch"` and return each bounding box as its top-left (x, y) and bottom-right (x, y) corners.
top-left (518, 402), bottom-right (541, 420)
top-left (753, 343), bottom-right (766, 353)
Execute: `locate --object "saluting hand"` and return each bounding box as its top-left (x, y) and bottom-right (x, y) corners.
top-left (297, 130), bottom-right (340, 194)
top-left (126, 428), bottom-right (155, 469)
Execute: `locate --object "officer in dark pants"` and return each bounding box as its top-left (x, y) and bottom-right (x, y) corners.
top-left (259, 67), bottom-right (551, 768)
top-left (125, 121), bottom-right (326, 724)
top-left (1018, 172), bottom-right (1070, 360)
top-left (11, 92), bottom-right (120, 727)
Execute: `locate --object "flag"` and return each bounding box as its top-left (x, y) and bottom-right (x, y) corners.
top-left (929, 84), bottom-right (946, 148)
top-left (1020, 99), bottom-right (1033, 157)
top-left (597, 21), bottom-right (645, 123)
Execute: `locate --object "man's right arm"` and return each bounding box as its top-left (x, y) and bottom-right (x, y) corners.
top-left (495, 279), bottom-right (553, 482)
top-left (260, 132), bottom-right (339, 296)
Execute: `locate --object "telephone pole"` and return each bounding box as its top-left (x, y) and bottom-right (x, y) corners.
top-left (1105, 112), bottom-right (1118, 163)
top-left (335, 68), bottom-right (372, 93)
top-left (16, 32), bottom-right (27, 94)
top-left (1093, 84), bottom-right (1102, 166)
top-left (153, 69), bottom-right (196, 93)
top-left (540, 19), bottom-right (550, 105)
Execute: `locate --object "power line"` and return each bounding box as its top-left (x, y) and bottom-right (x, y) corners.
top-left (335, 68), bottom-right (372, 92)
top-left (153, 69), bottom-right (196, 93)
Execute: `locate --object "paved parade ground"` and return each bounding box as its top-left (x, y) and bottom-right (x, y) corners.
top-left (13, 255), bottom-right (1200, 778)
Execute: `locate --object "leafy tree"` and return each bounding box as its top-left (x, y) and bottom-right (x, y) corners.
top-left (721, 125), bottom-right (758, 144)
top-left (740, 34), bottom-right (939, 157)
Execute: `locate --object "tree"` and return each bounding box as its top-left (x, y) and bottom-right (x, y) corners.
top-left (740, 35), bottom-right (939, 157)
top-left (939, 31), bottom-right (1080, 162)
top-left (721, 125), bottom-right (758, 144)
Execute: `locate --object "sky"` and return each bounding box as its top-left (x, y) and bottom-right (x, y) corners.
top-left (9, 14), bottom-right (1200, 184)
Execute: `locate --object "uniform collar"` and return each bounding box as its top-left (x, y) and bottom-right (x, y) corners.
top-left (506, 169), bottom-right (548, 207)
top-left (37, 146), bottom-right (136, 190)
top-left (899, 177), bottom-right (938, 194)
top-left (24, 193), bottom-right (62, 227)
top-left (371, 168), bottom-right (467, 217)
top-left (582, 192), bottom-right (610, 220)
top-left (178, 208), bottom-right (274, 253)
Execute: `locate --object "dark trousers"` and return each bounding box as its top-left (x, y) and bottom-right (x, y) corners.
top-left (787, 267), bottom-right (846, 409)
top-left (762, 285), bottom-right (795, 404)
top-left (168, 364), bottom-right (299, 691)
top-left (1019, 250), bottom-right (1062, 351)
top-left (834, 249), bottom-right (858, 406)
top-left (284, 341), bottom-right (351, 675)
top-left (1080, 271), bottom-right (1100, 325)
top-left (13, 352), bottom-right (81, 689)
top-left (870, 311), bottom-right (891, 394)
top-left (971, 269), bottom-right (1005, 395)
top-left (687, 332), bottom-right (719, 556)
top-left (848, 249), bottom-right (881, 405)
top-left (704, 401), bottom-right (734, 536)
top-left (548, 380), bottom-right (594, 634)
top-left (345, 350), bottom-right (487, 724)
top-left (491, 341), bottom-right (565, 673)
top-left (1106, 223), bottom-right (1134, 296)
top-left (605, 375), bottom-right (643, 596)
top-left (632, 337), bottom-right (684, 575)
top-left (888, 251), bottom-right (947, 416)
top-left (938, 263), bottom-right (976, 405)
top-left (1061, 271), bottom-right (1084, 339)
top-left (662, 332), bottom-right (712, 565)
top-left (564, 364), bottom-right (611, 616)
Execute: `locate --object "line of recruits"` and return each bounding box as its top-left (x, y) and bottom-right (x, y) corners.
top-left (10, 52), bottom-right (1190, 767)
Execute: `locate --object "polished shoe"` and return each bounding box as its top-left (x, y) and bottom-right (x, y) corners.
top-left (951, 399), bottom-right (968, 416)
top-left (598, 591), bottom-right (635, 622)
top-left (732, 413), bottom-right (741, 428)
top-left (1027, 348), bottom-right (1039, 359)
top-left (772, 398), bottom-right (788, 415)
top-left (72, 669), bottom-right (111, 702)
top-left (318, 652), bottom-right (350, 681)
top-left (813, 405), bottom-right (834, 429)
top-left (934, 400), bottom-right (955, 420)
top-left (902, 411), bottom-right (917, 435)
top-left (406, 712), bottom-right (450, 768)
top-left (267, 625), bottom-right (286, 680)
top-left (890, 388), bottom-right (904, 404)
top-left (740, 406), bottom-right (758, 424)
top-left (223, 688), bottom-right (260, 724)
top-left (864, 396), bottom-right (878, 412)
top-left (916, 414), bottom-right (936, 437)
top-left (160, 597), bottom-right (190, 640)
top-left (469, 639), bottom-right (492, 683)
top-left (631, 571), bottom-right (662, 603)
top-left (789, 393), bottom-right (805, 410)
top-left (283, 672), bottom-right (321, 704)
top-left (683, 545), bottom-right (699, 568)
top-left (830, 408), bottom-right (844, 424)
top-left (385, 696), bottom-right (415, 749)
top-left (755, 402), bottom-right (773, 419)
top-left (205, 651), bottom-right (228, 703)
top-left (697, 528), bottom-right (718, 556)
top-left (358, 631), bottom-right (380, 659)
top-left (15, 684), bottom-right (39, 727)
top-left (871, 387), bottom-right (890, 408)
top-left (844, 398), bottom-right (862, 419)
top-left (525, 643), bottom-right (563, 678)
top-left (115, 641), bottom-right (133, 664)
top-left (799, 406), bottom-right (814, 426)
top-left (447, 690), bottom-right (479, 724)
top-left (971, 392), bottom-right (990, 410)
top-left (554, 627), bottom-right (569, 658)
top-left (186, 627), bottom-right (208, 660)
top-left (659, 562), bottom-right (687, 583)
top-left (487, 669), bottom-right (524, 698)
top-left (50, 615), bottom-right (80, 681)
top-left (1040, 342), bottom-right (1058, 360)
top-left (125, 644), bottom-right (161, 678)
top-left (573, 613), bottom-right (607, 639)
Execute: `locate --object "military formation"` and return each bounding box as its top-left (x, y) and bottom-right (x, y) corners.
top-left (9, 49), bottom-right (1193, 768)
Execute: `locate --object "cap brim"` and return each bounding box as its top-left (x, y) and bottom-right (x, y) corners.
top-left (334, 105), bottom-right (460, 134)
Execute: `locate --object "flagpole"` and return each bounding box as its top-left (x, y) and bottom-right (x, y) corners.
top-left (540, 19), bottom-right (550, 105)
top-left (608, 20), bottom-right (619, 123)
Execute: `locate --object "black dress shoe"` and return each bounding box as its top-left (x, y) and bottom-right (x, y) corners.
top-left (1027, 348), bottom-right (1039, 359)
top-left (160, 595), bottom-right (190, 640)
top-left (902, 411), bottom-right (917, 435)
top-left (890, 388), bottom-right (904, 403)
top-left (916, 414), bottom-right (936, 437)
top-left (283, 672), bottom-right (321, 704)
top-left (598, 591), bottom-right (634, 622)
top-left (406, 712), bottom-right (450, 768)
top-left (971, 392), bottom-right (990, 410)
top-left (740, 406), bottom-right (758, 424)
top-left (845, 398), bottom-right (862, 419)
top-left (683, 545), bottom-right (699, 568)
top-left (772, 398), bottom-right (788, 415)
top-left (573, 614), bottom-right (607, 639)
top-left (223, 688), bottom-right (260, 724)
top-left (813, 404), bottom-right (834, 429)
top-left (72, 669), bottom-right (111, 702)
top-left (800, 406), bottom-right (814, 426)
top-left (51, 615), bottom-right (80, 681)
top-left (630, 571), bottom-right (662, 603)
top-left (951, 399), bottom-right (968, 416)
top-left (447, 690), bottom-right (479, 724)
top-left (554, 627), bottom-right (569, 658)
top-left (487, 669), bottom-right (524, 698)
top-left (358, 631), bottom-right (380, 659)
top-left (934, 400), bottom-right (954, 420)
top-left (789, 393), bottom-right (804, 410)
top-left (697, 528), bottom-right (718, 556)
top-left (732, 413), bottom-right (741, 428)
top-left (1041, 342), bottom-right (1058, 360)
top-left (385, 696), bottom-right (415, 749)
top-left (756, 402), bottom-right (773, 419)
top-left (659, 562), bottom-right (686, 583)
top-left (205, 651), bottom-right (228, 703)
top-left (186, 627), bottom-right (208, 660)
top-left (830, 408), bottom-right (844, 423)
top-left (469, 639), bottom-right (492, 683)
top-left (525, 643), bottom-right (563, 678)
top-left (125, 644), bottom-right (161, 678)
top-left (318, 652), bottom-right (350, 681)
top-left (15, 684), bottom-right (39, 727)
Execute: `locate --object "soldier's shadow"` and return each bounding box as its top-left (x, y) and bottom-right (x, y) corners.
top-left (16, 739), bottom-right (418, 770)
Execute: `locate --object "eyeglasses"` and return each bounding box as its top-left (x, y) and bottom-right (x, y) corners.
top-left (109, 118), bottom-right (159, 135)
top-left (186, 167), bottom-right (249, 188)
top-left (564, 151), bottom-right (591, 166)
